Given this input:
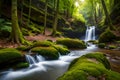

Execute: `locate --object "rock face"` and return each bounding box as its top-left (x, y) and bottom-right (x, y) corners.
top-left (57, 52), bottom-right (120, 80)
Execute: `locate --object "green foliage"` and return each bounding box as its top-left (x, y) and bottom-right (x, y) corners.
top-left (98, 43), bottom-right (106, 48)
top-left (15, 62), bottom-right (29, 69)
top-left (57, 52), bottom-right (120, 80)
top-left (108, 45), bottom-right (117, 49)
top-left (31, 47), bottom-right (59, 60)
top-left (56, 38), bottom-right (86, 49)
top-left (52, 45), bottom-right (70, 55)
top-left (0, 18), bottom-right (12, 37)
top-left (0, 48), bottom-right (22, 64)
top-left (99, 29), bottom-right (116, 43)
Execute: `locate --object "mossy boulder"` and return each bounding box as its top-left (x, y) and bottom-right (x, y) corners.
top-left (57, 52), bottom-right (120, 80)
top-left (0, 48), bottom-right (23, 67)
top-left (32, 41), bottom-right (54, 47)
top-left (108, 45), bottom-right (117, 50)
top-left (56, 38), bottom-right (86, 49)
top-left (98, 43), bottom-right (106, 48)
top-left (16, 46), bottom-right (30, 51)
top-left (52, 45), bottom-right (70, 55)
top-left (15, 62), bottom-right (29, 69)
top-left (31, 47), bottom-right (59, 60)
top-left (99, 29), bottom-right (116, 43)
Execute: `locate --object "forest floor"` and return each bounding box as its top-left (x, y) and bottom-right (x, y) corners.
top-left (0, 29), bottom-right (61, 48)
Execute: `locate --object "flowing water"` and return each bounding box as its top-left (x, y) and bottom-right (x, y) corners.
top-left (85, 26), bottom-right (95, 41)
top-left (1, 25), bottom-right (120, 80)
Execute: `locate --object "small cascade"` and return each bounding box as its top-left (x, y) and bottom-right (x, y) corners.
top-left (36, 55), bottom-right (45, 62)
top-left (25, 55), bottom-right (36, 64)
top-left (85, 26), bottom-right (96, 41)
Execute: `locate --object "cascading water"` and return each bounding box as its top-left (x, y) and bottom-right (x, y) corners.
top-left (25, 54), bottom-right (45, 64)
top-left (25, 55), bottom-right (36, 64)
top-left (85, 26), bottom-right (96, 41)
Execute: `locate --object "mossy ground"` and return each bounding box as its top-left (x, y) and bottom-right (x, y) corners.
top-left (57, 52), bottom-right (120, 80)
top-left (56, 38), bottom-right (86, 49)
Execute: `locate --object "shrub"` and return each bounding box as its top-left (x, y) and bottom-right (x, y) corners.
top-left (52, 45), bottom-right (70, 55)
top-left (56, 38), bottom-right (86, 49)
top-left (98, 43), bottom-right (106, 48)
top-left (31, 47), bottom-right (59, 60)
top-left (99, 29), bottom-right (116, 43)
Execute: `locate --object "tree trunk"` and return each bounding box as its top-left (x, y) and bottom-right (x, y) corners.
top-left (52, 0), bottom-right (59, 36)
top-left (11, 0), bottom-right (25, 44)
top-left (43, 0), bottom-right (48, 35)
top-left (20, 0), bottom-right (24, 26)
top-left (101, 0), bottom-right (114, 30)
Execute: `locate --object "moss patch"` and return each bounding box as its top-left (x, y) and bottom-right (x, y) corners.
top-left (14, 62), bottom-right (29, 69)
top-left (56, 38), bottom-right (86, 49)
top-left (98, 43), bottom-right (106, 48)
top-left (99, 29), bottom-right (116, 43)
top-left (0, 48), bottom-right (23, 67)
top-left (31, 47), bottom-right (59, 60)
top-left (52, 45), bottom-right (70, 55)
top-left (57, 52), bottom-right (120, 80)
top-left (32, 41), bottom-right (54, 47)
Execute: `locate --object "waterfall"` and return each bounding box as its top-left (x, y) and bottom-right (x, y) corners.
top-left (25, 55), bottom-right (45, 64)
top-left (36, 55), bottom-right (45, 62)
top-left (25, 55), bottom-right (36, 64)
top-left (85, 26), bottom-right (96, 41)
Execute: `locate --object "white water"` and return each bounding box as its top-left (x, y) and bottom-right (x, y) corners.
top-left (85, 26), bottom-right (96, 41)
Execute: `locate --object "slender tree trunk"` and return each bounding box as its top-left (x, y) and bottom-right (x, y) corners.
top-left (43, 0), bottom-right (48, 35)
top-left (11, 0), bottom-right (25, 44)
top-left (28, 0), bottom-right (31, 24)
top-left (52, 0), bottom-right (59, 36)
top-left (20, 0), bottom-right (24, 26)
top-left (101, 0), bottom-right (114, 30)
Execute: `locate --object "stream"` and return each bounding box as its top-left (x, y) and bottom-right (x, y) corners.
top-left (0, 26), bottom-right (120, 80)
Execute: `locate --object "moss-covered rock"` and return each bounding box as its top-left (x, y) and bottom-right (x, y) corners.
top-left (32, 41), bottom-right (54, 48)
top-left (16, 46), bottom-right (29, 51)
top-left (108, 45), bottom-right (117, 49)
top-left (98, 43), bottom-right (106, 48)
top-left (31, 47), bottom-right (59, 60)
top-left (0, 48), bottom-right (23, 67)
top-left (15, 62), bottom-right (29, 69)
top-left (99, 29), bottom-right (116, 43)
top-left (57, 52), bottom-right (120, 80)
top-left (56, 38), bottom-right (86, 49)
top-left (52, 45), bottom-right (70, 55)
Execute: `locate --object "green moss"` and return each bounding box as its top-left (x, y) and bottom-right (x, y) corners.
top-left (99, 29), bottom-right (116, 43)
top-left (57, 52), bottom-right (120, 80)
top-left (88, 40), bottom-right (98, 44)
top-left (98, 43), bottom-right (106, 48)
top-left (0, 48), bottom-right (22, 64)
top-left (31, 47), bottom-right (59, 60)
top-left (52, 45), bottom-right (70, 55)
top-left (108, 45), bottom-right (117, 49)
top-left (56, 38), bottom-right (86, 49)
top-left (32, 41), bottom-right (54, 47)
top-left (16, 46), bottom-right (29, 51)
top-left (15, 62), bottom-right (29, 69)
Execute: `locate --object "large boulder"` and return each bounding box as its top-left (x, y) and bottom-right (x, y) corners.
top-left (57, 52), bottom-right (120, 80)
top-left (99, 29), bottom-right (116, 43)
top-left (31, 47), bottom-right (59, 60)
top-left (0, 48), bottom-right (23, 68)
top-left (56, 38), bottom-right (86, 49)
